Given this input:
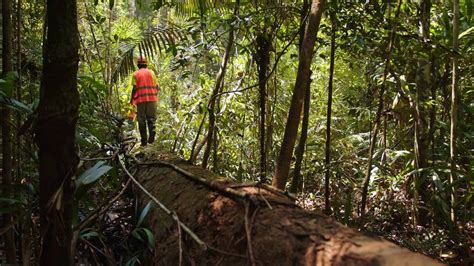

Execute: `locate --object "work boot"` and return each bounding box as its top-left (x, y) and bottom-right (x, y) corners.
top-left (138, 121), bottom-right (148, 146)
top-left (148, 132), bottom-right (155, 144)
top-left (147, 119), bottom-right (156, 144)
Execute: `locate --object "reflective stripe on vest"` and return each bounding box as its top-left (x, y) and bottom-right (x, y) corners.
top-left (133, 68), bottom-right (158, 104)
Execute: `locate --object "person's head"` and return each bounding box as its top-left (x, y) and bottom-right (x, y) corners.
top-left (137, 56), bottom-right (148, 69)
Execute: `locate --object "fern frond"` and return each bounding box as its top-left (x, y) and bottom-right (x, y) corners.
top-left (111, 25), bottom-right (188, 83)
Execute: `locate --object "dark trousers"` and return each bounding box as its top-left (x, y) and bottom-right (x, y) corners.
top-left (137, 101), bottom-right (157, 143)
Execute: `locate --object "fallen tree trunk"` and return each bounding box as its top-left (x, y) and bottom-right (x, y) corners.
top-left (133, 152), bottom-right (442, 265)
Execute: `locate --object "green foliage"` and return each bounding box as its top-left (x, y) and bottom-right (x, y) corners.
top-left (5, 0), bottom-right (471, 263)
top-left (75, 161), bottom-right (113, 188)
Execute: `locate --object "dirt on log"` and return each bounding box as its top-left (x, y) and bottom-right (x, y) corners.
top-left (133, 151), bottom-right (442, 265)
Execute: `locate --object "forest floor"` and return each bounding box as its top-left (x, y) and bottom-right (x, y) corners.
top-left (296, 193), bottom-right (473, 265)
top-left (74, 139), bottom-right (472, 265)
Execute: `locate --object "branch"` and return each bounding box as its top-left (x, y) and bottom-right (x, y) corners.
top-left (118, 157), bottom-right (208, 250)
top-left (74, 178), bottom-right (132, 231)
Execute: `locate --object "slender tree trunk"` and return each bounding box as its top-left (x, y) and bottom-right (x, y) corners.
top-left (272, 0), bottom-right (326, 189)
top-left (202, 1), bottom-right (239, 168)
top-left (450, 0), bottom-right (459, 225)
top-left (189, 112), bottom-right (207, 163)
top-left (413, 0), bottom-right (431, 226)
top-left (428, 55), bottom-right (436, 165)
top-left (2, 0), bottom-right (17, 262)
top-left (323, 10), bottom-right (336, 214)
top-left (360, 0), bottom-right (401, 220)
top-left (256, 32), bottom-right (271, 182)
top-left (15, 0), bottom-right (22, 180)
top-left (289, 0), bottom-right (310, 194)
top-left (36, 0), bottom-right (80, 265)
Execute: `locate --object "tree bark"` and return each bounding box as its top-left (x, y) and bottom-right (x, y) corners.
top-left (36, 0), bottom-right (80, 265)
top-left (256, 32), bottom-right (271, 182)
top-left (133, 153), bottom-right (442, 265)
top-left (289, 0), bottom-right (310, 194)
top-left (450, 0), bottom-right (459, 225)
top-left (2, 0), bottom-right (17, 262)
top-left (272, 0), bottom-right (325, 189)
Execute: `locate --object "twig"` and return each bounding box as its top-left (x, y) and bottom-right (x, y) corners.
top-left (119, 157), bottom-right (208, 250)
top-left (80, 156), bottom-right (115, 161)
top-left (244, 201), bottom-right (256, 266)
top-left (175, 211), bottom-right (183, 266)
top-left (258, 183), bottom-right (297, 201)
top-left (74, 178), bottom-right (132, 231)
top-left (136, 161), bottom-right (255, 203)
top-left (0, 212), bottom-right (24, 236)
top-left (207, 244), bottom-right (247, 259)
top-left (259, 193), bottom-right (272, 210)
top-left (230, 182), bottom-right (297, 201)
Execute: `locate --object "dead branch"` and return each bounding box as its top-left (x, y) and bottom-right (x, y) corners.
top-left (118, 156), bottom-right (208, 250)
top-left (74, 178), bottom-right (132, 231)
top-left (244, 201), bottom-right (256, 266)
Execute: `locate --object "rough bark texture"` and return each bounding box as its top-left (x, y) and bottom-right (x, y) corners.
top-left (134, 152), bottom-right (442, 265)
top-left (272, 0), bottom-right (325, 189)
top-left (36, 0), bottom-right (80, 265)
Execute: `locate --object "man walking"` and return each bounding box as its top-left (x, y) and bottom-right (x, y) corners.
top-left (130, 56), bottom-right (160, 146)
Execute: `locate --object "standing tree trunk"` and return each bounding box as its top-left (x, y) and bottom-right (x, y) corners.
top-left (2, 0), bottom-right (17, 262)
top-left (36, 0), bottom-right (80, 265)
top-left (256, 32), bottom-right (271, 182)
top-left (413, 0), bottom-right (432, 226)
top-left (323, 10), bottom-right (336, 214)
top-left (202, 1), bottom-right (239, 168)
top-left (289, 0), bottom-right (310, 194)
top-left (272, 0), bottom-right (325, 189)
top-left (360, 0), bottom-right (401, 220)
top-left (450, 0), bottom-right (459, 225)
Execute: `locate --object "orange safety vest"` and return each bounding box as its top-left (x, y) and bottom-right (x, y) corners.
top-left (132, 68), bottom-right (158, 105)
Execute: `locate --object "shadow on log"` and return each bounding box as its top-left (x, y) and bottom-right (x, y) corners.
top-left (133, 151), bottom-right (442, 265)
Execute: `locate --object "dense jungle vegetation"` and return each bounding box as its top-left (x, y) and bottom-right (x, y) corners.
top-left (0, 0), bottom-right (472, 265)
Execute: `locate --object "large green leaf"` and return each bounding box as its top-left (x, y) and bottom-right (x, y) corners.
top-left (137, 201), bottom-right (154, 227)
top-left (131, 227), bottom-right (155, 248)
top-left (0, 92), bottom-right (33, 114)
top-left (75, 161), bottom-right (113, 187)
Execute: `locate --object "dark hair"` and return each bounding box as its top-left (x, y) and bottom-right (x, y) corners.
top-left (137, 63), bottom-right (147, 69)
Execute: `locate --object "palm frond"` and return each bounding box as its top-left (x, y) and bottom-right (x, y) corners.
top-left (111, 25), bottom-right (187, 83)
